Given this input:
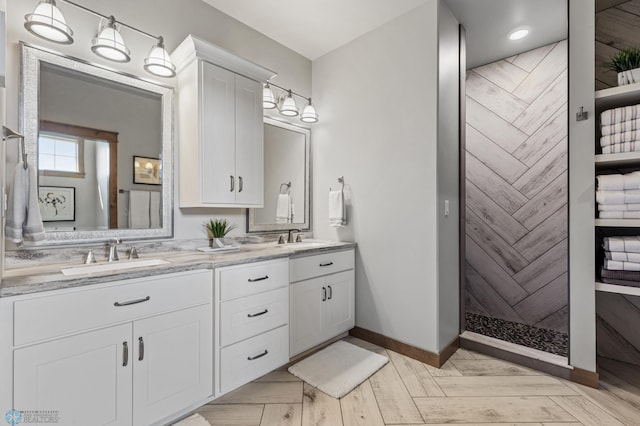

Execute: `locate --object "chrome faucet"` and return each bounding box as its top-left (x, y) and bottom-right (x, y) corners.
top-left (287, 229), bottom-right (301, 244)
top-left (108, 238), bottom-right (122, 262)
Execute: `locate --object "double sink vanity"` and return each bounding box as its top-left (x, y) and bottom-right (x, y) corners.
top-left (0, 241), bottom-right (355, 426)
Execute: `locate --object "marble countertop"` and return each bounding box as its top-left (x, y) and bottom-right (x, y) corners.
top-left (1, 240), bottom-right (356, 298)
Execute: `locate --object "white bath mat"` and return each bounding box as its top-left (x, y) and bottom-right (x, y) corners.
top-left (287, 340), bottom-right (389, 398)
top-left (172, 413), bottom-right (211, 426)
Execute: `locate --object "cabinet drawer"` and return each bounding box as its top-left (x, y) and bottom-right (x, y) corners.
top-left (220, 287), bottom-right (288, 347)
top-left (219, 325), bottom-right (289, 394)
top-left (14, 270), bottom-right (213, 346)
top-left (218, 259), bottom-right (288, 301)
top-left (290, 249), bottom-right (354, 283)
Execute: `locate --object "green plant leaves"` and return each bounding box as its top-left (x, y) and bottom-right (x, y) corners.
top-left (608, 48), bottom-right (640, 73)
top-left (205, 218), bottom-right (238, 238)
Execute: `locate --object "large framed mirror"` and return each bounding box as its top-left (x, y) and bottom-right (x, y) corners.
top-left (19, 43), bottom-right (173, 244)
top-left (247, 117), bottom-right (310, 233)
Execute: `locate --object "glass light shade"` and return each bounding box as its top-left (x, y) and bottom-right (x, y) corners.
top-left (279, 92), bottom-right (299, 117)
top-left (144, 38), bottom-right (176, 78)
top-left (91, 17), bottom-right (131, 63)
top-left (300, 101), bottom-right (318, 123)
top-left (24, 0), bottom-right (74, 44)
top-left (263, 84), bottom-right (277, 109)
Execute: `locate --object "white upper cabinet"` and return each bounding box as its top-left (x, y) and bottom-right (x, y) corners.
top-left (172, 35), bottom-right (275, 208)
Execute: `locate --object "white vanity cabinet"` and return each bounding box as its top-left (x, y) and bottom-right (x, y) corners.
top-left (214, 258), bottom-right (290, 395)
top-left (5, 270), bottom-right (213, 426)
top-left (289, 249), bottom-right (355, 356)
top-left (172, 35), bottom-right (276, 208)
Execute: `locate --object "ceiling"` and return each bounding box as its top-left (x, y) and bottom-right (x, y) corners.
top-left (201, 0), bottom-right (568, 67)
top-left (201, 0), bottom-right (430, 60)
top-left (444, 0), bottom-right (568, 69)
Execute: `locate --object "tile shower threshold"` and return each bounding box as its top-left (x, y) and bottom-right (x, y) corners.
top-left (460, 331), bottom-right (571, 369)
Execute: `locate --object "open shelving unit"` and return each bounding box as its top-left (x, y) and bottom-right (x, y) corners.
top-left (595, 82), bottom-right (640, 296)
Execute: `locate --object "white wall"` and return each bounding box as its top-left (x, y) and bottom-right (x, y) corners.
top-left (312, 1), bottom-right (456, 353)
top-left (437, 1), bottom-right (460, 351)
top-left (5, 0), bottom-right (311, 240)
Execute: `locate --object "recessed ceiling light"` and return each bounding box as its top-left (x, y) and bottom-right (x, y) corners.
top-left (508, 28), bottom-right (530, 41)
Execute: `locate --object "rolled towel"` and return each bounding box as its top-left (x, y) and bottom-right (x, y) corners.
top-left (599, 203), bottom-right (640, 211)
top-left (604, 259), bottom-right (640, 271)
top-left (601, 118), bottom-right (640, 136)
top-left (601, 104), bottom-right (640, 126)
top-left (596, 190), bottom-right (640, 204)
top-left (605, 251), bottom-right (640, 262)
top-left (603, 236), bottom-right (640, 253)
top-left (599, 211), bottom-right (640, 219)
top-left (600, 130), bottom-right (640, 147)
top-left (602, 141), bottom-right (640, 154)
top-left (597, 172), bottom-right (640, 190)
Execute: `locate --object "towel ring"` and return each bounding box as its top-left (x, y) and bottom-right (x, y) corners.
top-left (279, 182), bottom-right (291, 194)
top-left (330, 176), bottom-right (345, 192)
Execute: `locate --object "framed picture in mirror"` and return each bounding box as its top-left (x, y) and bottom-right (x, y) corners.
top-left (38, 186), bottom-right (75, 221)
top-left (133, 156), bottom-right (161, 185)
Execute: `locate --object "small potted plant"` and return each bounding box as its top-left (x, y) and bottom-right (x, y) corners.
top-left (608, 47), bottom-right (640, 86)
top-left (204, 218), bottom-right (237, 248)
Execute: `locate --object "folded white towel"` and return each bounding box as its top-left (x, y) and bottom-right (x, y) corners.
top-left (5, 162), bottom-right (45, 244)
top-left (600, 130), bottom-right (640, 147)
top-left (129, 190), bottom-right (150, 229)
top-left (601, 141), bottom-right (640, 154)
top-left (599, 211), bottom-right (640, 219)
top-left (604, 259), bottom-right (640, 271)
top-left (598, 203), bottom-right (640, 211)
top-left (597, 172), bottom-right (640, 190)
top-left (601, 118), bottom-right (640, 136)
top-left (276, 193), bottom-right (292, 224)
top-left (601, 104), bottom-right (640, 126)
top-left (596, 190), bottom-right (640, 204)
top-left (605, 251), bottom-right (640, 262)
top-left (149, 191), bottom-right (161, 228)
top-left (329, 190), bottom-right (346, 227)
top-left (604, 236), bottom-right (640, 253)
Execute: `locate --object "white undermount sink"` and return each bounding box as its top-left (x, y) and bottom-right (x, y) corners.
top-left (61, 258), bottom-right (170, 276)
top-left (277, 241), bottom-right (330, 249)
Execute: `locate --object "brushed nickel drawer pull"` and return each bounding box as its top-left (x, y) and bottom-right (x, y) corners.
top-left (114, 296), bottom-right (150, 307)
top-left (248, 309), bottom-right (268, 318)
top-left (322, 286), bottom-right (327, 302)
top-left (238, 176), bottom-right (244, 192)
top-left (328, 285), bottom-right (333, 300)
top-left (122, 341), bottom-right (128, 367)
top-left (319, 262), bottom-right (334, 267)
top-left (230, 175), bottom-right (235, 192)
top-left (248, 275), bottom-right (269, 282)
top-left (138, 337), bottom-right (144, 361)
top-left (247, 350), bottom-right (268, 361)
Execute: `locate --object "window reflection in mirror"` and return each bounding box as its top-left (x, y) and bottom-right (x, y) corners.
top-left (38, 60), bottom-right (161, 231)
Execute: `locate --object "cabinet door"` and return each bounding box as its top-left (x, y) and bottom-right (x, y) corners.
top-left (200, 61), bottom-right (236, 205)
top-left (324, 270), bottom-right (355, 339)
top-left (14, 324), bottom-right (132, 426)
top-left (234, 74), bottom-right (264, 206)
top-left (290, 277), bottom-right (325, 356)
top-left (132, 304), bottom-right (213, 426)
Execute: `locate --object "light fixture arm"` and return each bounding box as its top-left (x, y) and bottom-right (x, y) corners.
top-left (267, 81), bottom-right (310, 103)
top-left (59, 0), bottom-right (162, 42)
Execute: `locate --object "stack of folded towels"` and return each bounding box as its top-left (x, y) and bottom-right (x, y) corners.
top-left (600, 104), bottom-right (640, 154)
top-left (596, 172), bottom-right (640, 218)
top-left (602, 236), bottom-right (640, 288)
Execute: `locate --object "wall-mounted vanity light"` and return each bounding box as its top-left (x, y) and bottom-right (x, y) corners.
top-left (264, 81), bottom-right (319, 123)
top-left (24, 0), bottom-right (176, 77)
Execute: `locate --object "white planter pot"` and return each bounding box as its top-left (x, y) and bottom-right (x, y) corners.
top-left (618, 68), bottom-right (640, 86)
